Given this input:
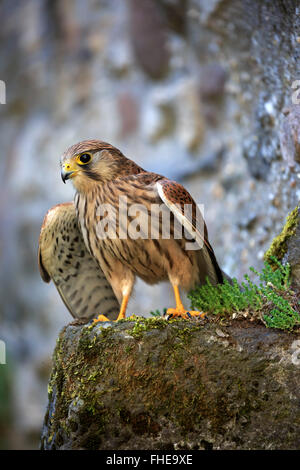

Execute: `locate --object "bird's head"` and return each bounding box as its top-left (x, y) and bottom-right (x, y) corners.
top-left (60, 139), bottom-right (130, 192)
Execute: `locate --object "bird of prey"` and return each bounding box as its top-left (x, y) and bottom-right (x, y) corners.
top-left (39, 139), bottom-right (224, 322)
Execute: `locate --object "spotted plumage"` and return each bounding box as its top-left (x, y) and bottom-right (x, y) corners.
top-left (39, 139), bottom-right (225, 322)
top-left (38, 202), bottom-right (119, 320)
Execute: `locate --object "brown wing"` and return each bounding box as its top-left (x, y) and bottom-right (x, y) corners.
top-left (156, 179), bottom-right (224, 285)
top-left (38, 203), bottom-right (119, 321)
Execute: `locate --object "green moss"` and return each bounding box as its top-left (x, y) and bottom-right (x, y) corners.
top-left (129, 316), bottom-right (169, 339)
top-left (43, 310), bottom-right (300, 450)
top-left (188, 258), bottom-right (300, 331)
top-left (42, 315), bottom-right (212, 448)
top-left (44, 328), bottom-right (118, 448)
top-left (0, 358), bottom-right (13, 449)
top-left (264, 206), bottom-right (299, 266)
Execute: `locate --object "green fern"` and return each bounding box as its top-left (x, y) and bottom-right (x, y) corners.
top-left (188, 257), bottom-right (300, 330)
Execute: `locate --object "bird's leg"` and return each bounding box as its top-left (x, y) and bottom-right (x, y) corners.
top-left (116, 294), bottom-right (129, 321)
top-left (93, 295), bottom-right (134, 323)
top-left (94, 268), bottom-right (135, 322)
top-left (93, 297), bottom-right (129, 323)
top-left (93, 295), bottom-right (129, 323)
top-left (166, 285), bottom-right (206, 320)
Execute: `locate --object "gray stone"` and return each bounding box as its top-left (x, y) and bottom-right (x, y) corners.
top-left (41, 318), bottom-right (300, 450)
top-left (128, 0), bottom-right (170, 79)
top-left (280, 105), bottom-right (300, 167)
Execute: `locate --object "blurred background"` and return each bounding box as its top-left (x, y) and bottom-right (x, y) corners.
top-left (0, 0), bottom-right (299, 449)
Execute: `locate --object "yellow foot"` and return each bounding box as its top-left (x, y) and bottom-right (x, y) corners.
top-left (127, 314), bottom-right (138, 320)
top-left (93, 313), bottom-right (136, 323)
top-left (166, 308), bottom-right (206, 320)
top-left (93, 314), bottom-right (111, 323)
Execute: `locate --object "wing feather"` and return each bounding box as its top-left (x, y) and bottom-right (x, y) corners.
top-left (38, 202), bottom-right (119, 321)
top-left (156, 180), bottom-right (224, 285)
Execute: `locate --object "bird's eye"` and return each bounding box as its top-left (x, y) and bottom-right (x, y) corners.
top-left (77, 153), bottom-right (92, 165)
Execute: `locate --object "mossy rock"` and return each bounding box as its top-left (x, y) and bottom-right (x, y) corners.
top-left (265, 206), bottom-right (300, 292)
top-left (0, 360), bottom-right (13, 449)
top-left (41, 317), bottom-right (300, 450)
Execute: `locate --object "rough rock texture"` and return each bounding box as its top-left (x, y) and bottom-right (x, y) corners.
top-left (1, 0), bottom-right (300, 448)
top-left (41, 318), bottom-right (300, 450)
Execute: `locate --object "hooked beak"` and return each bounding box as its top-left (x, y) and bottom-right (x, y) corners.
top-left (61, 161), bottom-right (76, 184)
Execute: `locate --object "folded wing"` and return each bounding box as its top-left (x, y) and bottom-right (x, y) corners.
top-left (38, 202), bottom-right (119, 321)
top-left (156, 180), bottom-right (224, 285)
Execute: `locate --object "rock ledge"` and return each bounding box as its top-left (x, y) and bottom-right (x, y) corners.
top-left (41, 317), bottom-right (300, 450)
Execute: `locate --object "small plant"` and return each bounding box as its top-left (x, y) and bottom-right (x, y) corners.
top-left (188, 257), bottom-right (300, 330)
top-left (150, 308), bottom-right (167, 317)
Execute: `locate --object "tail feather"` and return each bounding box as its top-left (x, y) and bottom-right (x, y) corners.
top-left (196, 245), bottom-right (224, 286)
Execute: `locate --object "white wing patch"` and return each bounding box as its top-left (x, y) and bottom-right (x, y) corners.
top-left (156, 182), bottom-right (204, 250)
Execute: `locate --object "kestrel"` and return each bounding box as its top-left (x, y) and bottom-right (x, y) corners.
top-left (39, 140), bottom-right (224, 322)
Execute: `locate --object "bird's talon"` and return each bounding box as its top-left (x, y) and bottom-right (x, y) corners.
top-left (93, 314), bottom-right (111, 323)
top-left (166, 308), bottom-right (206, 320)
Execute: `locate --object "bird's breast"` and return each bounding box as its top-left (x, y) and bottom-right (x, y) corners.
top-left (75, 188), bottom-right (171, 282)
top-left (74, 185), bottom-right (196, 286)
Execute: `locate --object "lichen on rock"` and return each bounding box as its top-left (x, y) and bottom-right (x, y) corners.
top-left (264, 207), bottom-right (299, 265)
top-left (264, 206), bottom-right (300, 293)
top-left (41, 317), bottom-right (300, 450)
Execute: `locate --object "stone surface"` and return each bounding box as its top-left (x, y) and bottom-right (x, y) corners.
top-left (41, 318), bottom-right (300, 450)
top-left (280, 105), bottom-right (300, 166)
top-left (128, 0), bottom-right (170, 79)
